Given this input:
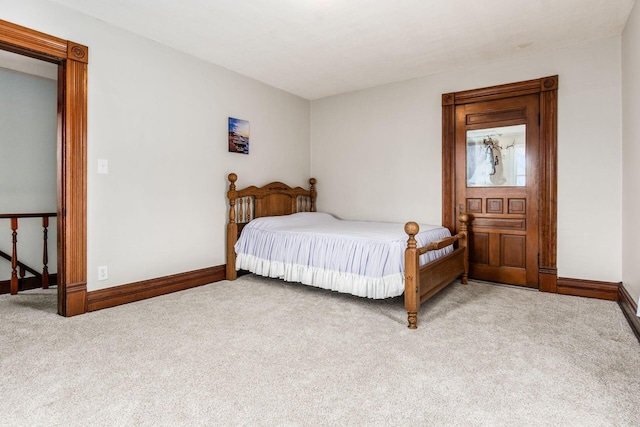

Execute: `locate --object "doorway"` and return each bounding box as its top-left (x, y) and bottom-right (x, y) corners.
top-left (0, 51), bottom-right (58, 296)
top-left (442, 76), bottom-right (559, 292)
top-left (0, 19), bottom-right (88, 316)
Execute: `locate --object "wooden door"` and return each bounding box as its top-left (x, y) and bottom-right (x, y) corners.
top-left (455, 94), bottom-right (539, 288)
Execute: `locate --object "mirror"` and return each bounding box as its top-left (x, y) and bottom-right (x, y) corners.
top-left (466, 124), bottom-right (526, 187)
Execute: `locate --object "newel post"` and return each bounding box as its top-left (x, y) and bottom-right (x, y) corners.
top-left (42, 216), bottom-right (50, 289)
top-left (10, 217), bottom-right (18, 295)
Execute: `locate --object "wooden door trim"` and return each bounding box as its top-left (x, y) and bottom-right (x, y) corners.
top-left (442, 76), bottom-right (558, 292)
top-left (0, 19), bottom-right (88, 316)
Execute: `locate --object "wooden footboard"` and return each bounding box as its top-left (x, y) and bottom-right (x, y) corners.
top-left (404, 214), bottom-right (469, 329)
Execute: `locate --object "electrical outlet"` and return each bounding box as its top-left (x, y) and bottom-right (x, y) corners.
top-left (98, 265), bottom-right (108, 281)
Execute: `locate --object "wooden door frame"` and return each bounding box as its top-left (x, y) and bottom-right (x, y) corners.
top-left (0, 19), bottom-right (88, 315)
top-left (442, 76), bottom-right (558, 292)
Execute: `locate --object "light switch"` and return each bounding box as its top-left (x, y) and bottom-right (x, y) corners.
top-left (98, 159), bottom-right (109, 174)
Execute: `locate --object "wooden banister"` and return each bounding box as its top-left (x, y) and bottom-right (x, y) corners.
top-left (0, 250), bottom-right (40, 276)
top-left (0, 213), bottom-right (56, 219)
top-left (42, 216), bottom-right (50, 289)
top-left (11, 217), bottom-right (17, 295)
top-left (0, 213), bottom-right (56, 294)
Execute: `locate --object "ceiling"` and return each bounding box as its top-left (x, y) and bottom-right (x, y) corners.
top-left (50, 0), bottom-right (635, 100)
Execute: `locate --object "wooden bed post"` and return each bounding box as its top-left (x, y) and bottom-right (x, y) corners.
top-left (404, 222), bottom-right (420, 329)
top-left (309, 178), bottom-right (317, 212)
top-left (404, 216), bottom-right (470, 329)
top-left (458, 213), bottom-right (469, 284)
top-left (227, 173), bottom-right (238, 280)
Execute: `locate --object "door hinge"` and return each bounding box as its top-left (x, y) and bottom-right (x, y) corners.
top-left (538, 113), bottom-right (541, 126)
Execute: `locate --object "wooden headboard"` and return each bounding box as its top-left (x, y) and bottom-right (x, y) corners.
top-left (226, 173), bottom-right (317, 279)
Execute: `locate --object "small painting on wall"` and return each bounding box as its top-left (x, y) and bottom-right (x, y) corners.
top-left (228, 117), bottom-right (250, 154)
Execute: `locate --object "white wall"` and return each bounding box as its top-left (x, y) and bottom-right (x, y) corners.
top-left (622, 0), bottom-right (640, 306)
top-left (312, 37), bottom-right (622, 283)
top-left (3, 0), bottom-right (311, 291)
top-left (0, 66), bottom-right (57, 279)
top-left (0, 68), bottom-right (57, 212)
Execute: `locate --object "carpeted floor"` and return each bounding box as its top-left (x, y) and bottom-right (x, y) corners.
top-left (1, 275), bottom-right (639, 426)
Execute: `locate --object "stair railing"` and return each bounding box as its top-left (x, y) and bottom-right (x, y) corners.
top-left (0, 213), bottom-right (56, 295)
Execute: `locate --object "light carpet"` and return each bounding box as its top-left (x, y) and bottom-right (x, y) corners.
top-left (1, 275), bottom-right (639, 426)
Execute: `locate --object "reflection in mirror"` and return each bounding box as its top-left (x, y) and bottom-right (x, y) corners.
top-left (467, 124), bottom-right (526, 187)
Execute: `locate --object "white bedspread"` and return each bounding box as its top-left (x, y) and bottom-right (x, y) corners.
top-left (234, 212), bottom-right (453, 299)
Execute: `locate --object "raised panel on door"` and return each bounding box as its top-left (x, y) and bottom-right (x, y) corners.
top-left (501, 234), bottom-right (526, 268)
top-left (469, 232), bottom-right (489, 265)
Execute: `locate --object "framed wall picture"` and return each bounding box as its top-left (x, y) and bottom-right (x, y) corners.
top-left (228, 117), bottom-right (249, 154)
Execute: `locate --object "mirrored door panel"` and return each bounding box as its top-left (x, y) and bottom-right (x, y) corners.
top-left (466, 124), bottom-right (526, 187)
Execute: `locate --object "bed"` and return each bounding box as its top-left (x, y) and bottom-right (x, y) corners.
top-left (226, 173), bottom-right (469, 329)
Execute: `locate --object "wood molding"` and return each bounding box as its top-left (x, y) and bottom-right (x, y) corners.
top-left (65, 281), bottom-right (87, 316)
top-left (618, 285), bottom-right (640, 343)
top-left (556, 277), bottom-right (620, 301)
top-left (538, 268), bottom-right (558, 293)
top-left (67, 42), bottom-right (88, 64)
top-left (442, 76), bottom-right (558, 289)
top-left (58, 57), bottom-right (88, 317)
top-left (441, 99), bottom-right (456, 230)
top-left (0, 19), bottom-right (67, 60)
top-left (451, 77), bottom-right (545, 105)
top-left (540, 76), bottom-right (559, 92)
top-left (0, 19), bottom-right (88, 317)
top-left (538, 83), bottom-right (558, 279)
top-left (86, 266), bottom-right (226, 312)
top-left (442, 93), bottom-right (455, 106)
